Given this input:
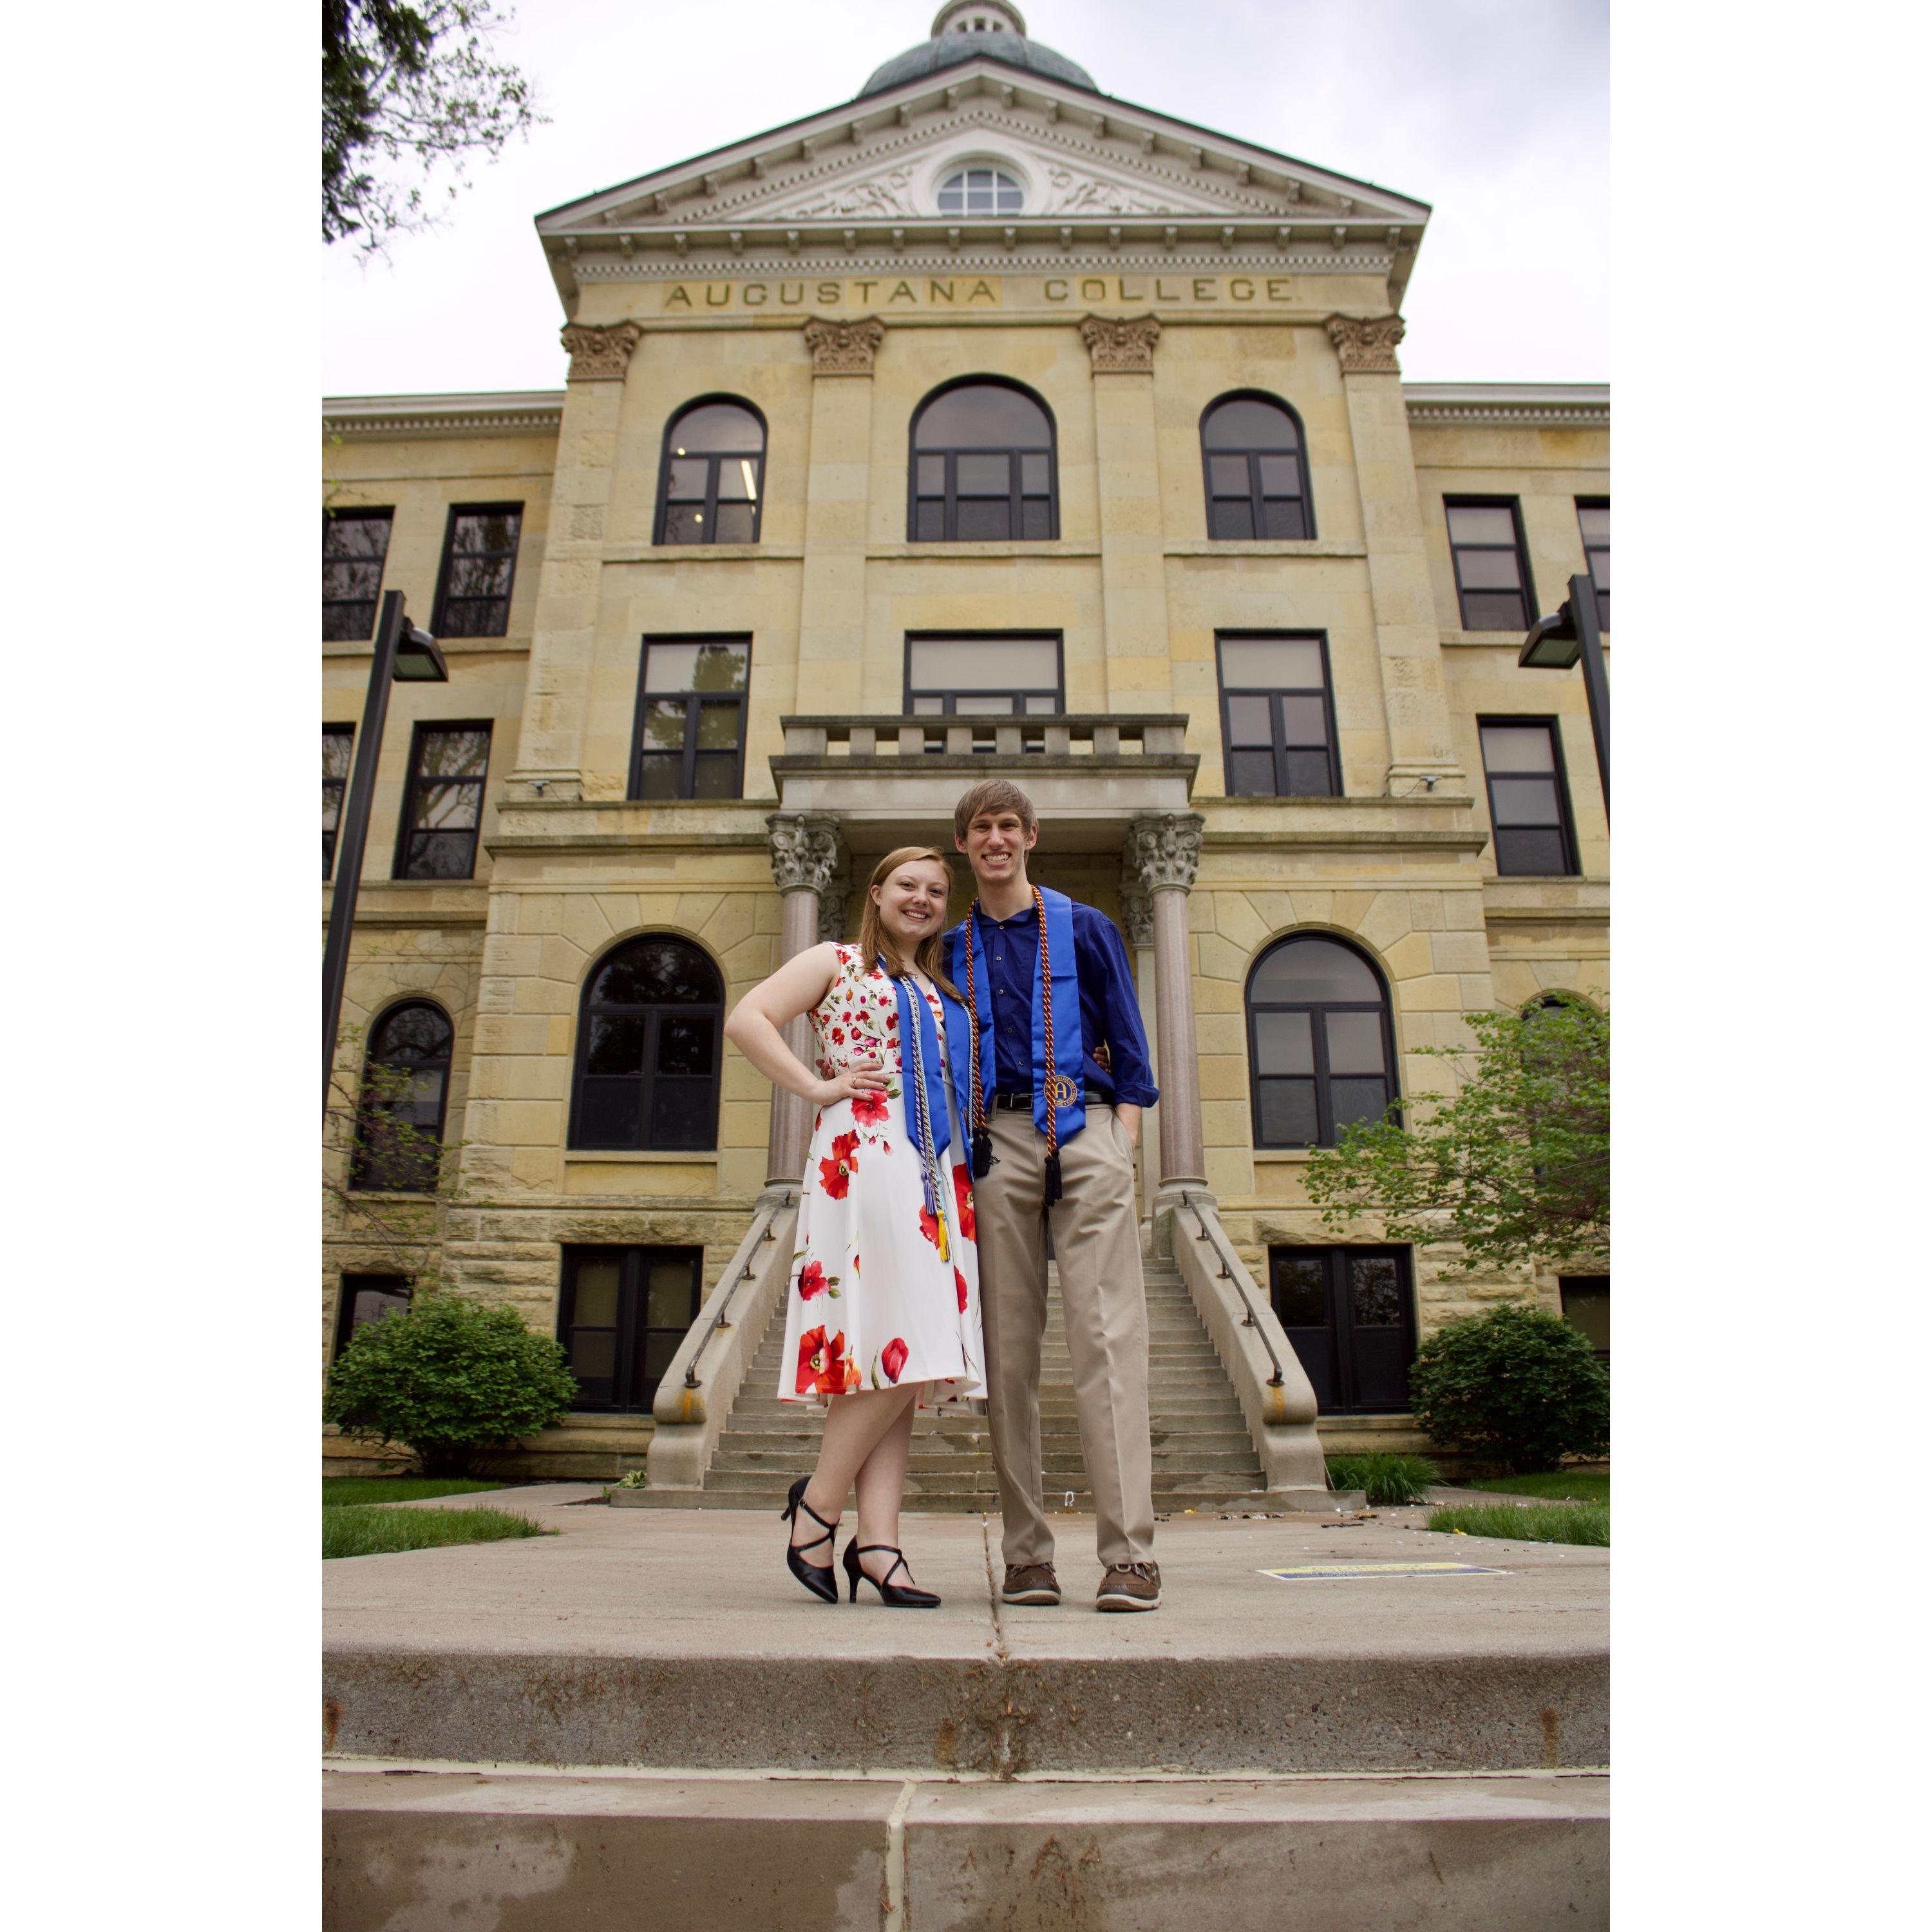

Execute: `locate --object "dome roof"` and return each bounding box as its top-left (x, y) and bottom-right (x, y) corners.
top-left (858, 5), bottom-right (1097, 100)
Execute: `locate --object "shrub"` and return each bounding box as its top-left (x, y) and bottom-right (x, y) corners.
top-left (1407, 1303), bottom-right (1609, 1475)
top-left (1325, 1452), bottom-right (1439, 1506)
top-left (323, 1292), bottom-right (578, 1477)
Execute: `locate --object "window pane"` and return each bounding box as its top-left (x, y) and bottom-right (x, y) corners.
top-left (691, 753), bottom-right (739, 799)
top-left (1349, 1256), bottom-right (1405, 1328)
top-left (914, 383), bottom-right (1050, 449)
top-left (323, 559), bottom-right (383, 601)
top-left (411, 781), bottom-right (482, 831)
top-left (908, 638), bottom-right (1058, 689)
top-left (1226, 749), bottom-right (1276, 795)
top-left (1495, 828), bottom-right (1570, 876)
top-left (1257, 1079), bottom-right (1318, 1145)
top-left (346, 1285), bottom-right (409, 1337)
top-left (324, 515), bottom-right (392, 560)
top-left (956, 452), bottom-right (1010, 495)
top-left (995, 178), bottom-right (1023, 213)
top-left (1019, 498), bottom-right (1052, 539)
top-left (323, 729), bottom-right (354, 782)
top-left (403, 830), bottom-right (476, 878)
top-left (373, 1006), bottom-right (452, 1062)
top-left (1455, 549), bottom-right (1523, 591)
top-left (1208, 455), bottom-right (1250, 495)
top-left (1576, 504), bottom-right (1610, 545)
top-left (644, 1255), bottom-right (699, 1329)
top-left (452, 511), bottom-right (519, 553)
top-left (1025, 696), bottom-right (1059, 715)
top-left (650, 1079), bottom-right (714, 1148)
top-left (1490, 777), bottom-right (1562, 826)
top-left (917, 454), bottom-right (945, 493)
top-left (954, 694), bottom-right (1015, 715)
top-left (636, 753), bottom-right (681, 799)
top-left (956, 499), bottom-right (1009, 540)
top-left (1021, 453), bottom-right (1050, 493)
top-left (1329, 1077), bottom-right (1389, 1135)
top-left (1277, 695), bottom-right (1329, 744)
top-left (1257, 455), bottom-right (1302, 495)
top-left (573, 1259), bottom-right (623, 1329)
top-left (1202, 397), bottom-right (1297, 449)
top-left (576, 1078), bottom-right (641, 1144)
top-left (1446, 504), bottom-right (1518, 544)
top-left (715, 457), bottom-right (760, 502)
top-left (1560, 1276), bottom-right (1610, 1357)
top-left (601, 940), bottom-right (719, 1007)
top-left (571, 1330), bottom-right (617, 1381)
top-left (1272, 1254), bottom-right (1327, 1327)
top-left (1253, 1009), bottom-right (1314, 1075)
top-left (1258, 500), bottom-right (1308, 540)
top-left (1460, 589), bottom-right (1528, 630)
top-left (439, 598), bottom-right (509, 637)
top-left (1251, 937), bottom-right (1381, 1003)
top-left (938, 182), bottom-right (964, 213)
top-left (663, 505), bottom-right (707, 544)
top-left (914, 498), bottom-right (947, 540)
top-left (585, 1014), bottom-right (645, 1076)
top-left (1220, 638), bottom-right (1323, 687)
top-left (1324, 1011), bottom-right (1386, 1075)
top-left (668, 402), bottom-right (764, 453)
top-left (1480, 724), bottom-right (1555, 773)
top-left (323, 601), bottom-right (379, 642)
top-left (665, 457), bottom-right (708, 499)
top-left (1226, 694), bottom-right (1273, 746)
top-left (1282, 750), bottom-right (1332, 796)
top-left (658, 1013), bottom-right (717, 1075)
top-left (713, 503), bottom-right (756, 543)
top-left (1586, 549), bottom-right (1610, 589)
top-left (1209, 500), bottom-right (1255, 539)
top-left (416, 730), bottom-right (490, 779)
top-left (643, 644), bottom-right (697, 692)
top-left (695, 701), bottom-right (741, 750)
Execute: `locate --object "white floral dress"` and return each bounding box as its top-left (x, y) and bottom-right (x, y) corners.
top-left (778, 944), bottom-right (986, 1410)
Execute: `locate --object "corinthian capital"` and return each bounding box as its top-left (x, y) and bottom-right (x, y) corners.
top-left (766, 812), bottom-right (845, 896)
top-left (803, 316), bottom-right (886, 375)
top-left (1126, 812), bottom-right (1205, 895)
top-left (1081, 313), bottom-right (1160, 373)
top-left (1324, 312), bottom-right (1406, 375)
top-left (560, 321), bottom-right (644, 381)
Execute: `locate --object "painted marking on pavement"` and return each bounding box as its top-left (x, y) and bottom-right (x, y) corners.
top-left (1258, 1562), bottom-right (1503, 1580)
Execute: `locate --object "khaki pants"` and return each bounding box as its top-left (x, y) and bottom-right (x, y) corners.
top-left (976, 1103), bottom-right (1155, 1569)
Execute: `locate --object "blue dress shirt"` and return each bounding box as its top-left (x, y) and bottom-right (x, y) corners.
top-left (957, 898), bottom-right (1160, 1110)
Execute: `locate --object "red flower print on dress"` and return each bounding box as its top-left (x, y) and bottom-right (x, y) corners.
top-left (817, 1130), bottom-right (860, 1200)
top-left (797, 1325), bottom-right (858, 1397)
top-left (831, 1027), bottom-right (844, 1045)
top-left (954, 1267), bottom-right (969, 1313)
top-left (851, 1088), bottom-right (889, 1128)
top-left (886, 1013), bottom-right (898, 1031)
top-left (919, 1205), bottom-right (941, 1249)
top-left (880, 1337), bottom-right (909, 1383)
top-left (798, 1261), bottom-right (826, 1300)
top-left (951, 1165), bottom-right (976, 1242)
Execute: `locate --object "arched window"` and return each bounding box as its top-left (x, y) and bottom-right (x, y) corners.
top-left (351, 1001), bottom-right (455, 1191)
top-left (910, 379), bottom-right (1057, 542)
top-left (655, 399), bottom-right (766, 545)
top-left (1246, 935), bottom-right (1396, 1148)
top-left (571, 936), bottom-right (724, 1150)
top-left (1200, 392), bottom-right (1312, 540)
top-left (937, 165), bottom-right (1023, 214)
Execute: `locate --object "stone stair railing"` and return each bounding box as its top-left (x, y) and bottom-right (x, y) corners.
top-left (646, 1191), bottom-right (800, 1493)
top-left (1168, 1190), bottom-right (1331, 1506)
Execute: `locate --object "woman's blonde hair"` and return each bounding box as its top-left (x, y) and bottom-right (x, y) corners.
top-left (858, 847), bottom-right (963, 998)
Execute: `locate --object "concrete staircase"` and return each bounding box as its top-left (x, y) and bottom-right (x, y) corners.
top-left (697, 1256), bottom-right (1267, 1511)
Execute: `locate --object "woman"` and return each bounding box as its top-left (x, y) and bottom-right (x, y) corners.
top-left (723, 847), bottom-right (985, 1607)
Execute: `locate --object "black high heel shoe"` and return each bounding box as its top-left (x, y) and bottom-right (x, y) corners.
top-left (843, 1540), bottom-right (941, 1609)
top-left (781, 1476), bottom-right (840, 1604)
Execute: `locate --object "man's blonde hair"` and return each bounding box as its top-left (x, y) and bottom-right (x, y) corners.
top-left (952, 779), bottom-right (1037, 842)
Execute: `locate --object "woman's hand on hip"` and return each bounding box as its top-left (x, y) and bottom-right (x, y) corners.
top-left (813, 1061), bottom-right (888, 1108)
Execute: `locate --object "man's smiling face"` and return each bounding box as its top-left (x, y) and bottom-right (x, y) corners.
top-left (956, 808), bottom-right (1037, 884)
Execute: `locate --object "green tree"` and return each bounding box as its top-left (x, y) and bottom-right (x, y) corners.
top-left (1305, 998), bottom-right (1608, 1277)
top-left (324, 1292), bottom-right (578, 1475)
top-left (323, 0), bottom-right (544, 251)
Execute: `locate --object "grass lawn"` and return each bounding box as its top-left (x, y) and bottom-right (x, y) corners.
top-left (1427, 1501), bottom-right (1607, 1547)
top-left (1461, 1472), bottom-right (1609, 1504)
top-left (323, 1504), bottom-right (557, 1560)
top-left (323, 1477), bottom-right (507, 1506)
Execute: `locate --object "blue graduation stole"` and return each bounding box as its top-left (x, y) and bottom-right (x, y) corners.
top-left (893, 974), bottom-right (972, 1258)
top-left (947, 886), bottom-right (1086, 1202)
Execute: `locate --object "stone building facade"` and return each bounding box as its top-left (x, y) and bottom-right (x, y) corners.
top-left (323, 5), bottom-right (1607, 1477)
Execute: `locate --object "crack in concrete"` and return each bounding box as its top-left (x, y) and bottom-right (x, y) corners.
top-left (981, 1513), bottom-right (1012, 1667)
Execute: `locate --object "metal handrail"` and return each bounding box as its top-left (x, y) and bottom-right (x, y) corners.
top-left (681, 1191), bottom-right (794, 1390)
top-left (1178, 1189), bottom-right (1286, 1388)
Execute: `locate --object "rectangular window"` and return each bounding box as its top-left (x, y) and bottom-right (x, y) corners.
top-left (1446, 498), bottom-right (1535, 632)
top-left (322, 509), bottom-right (393, 641)
top-left (904, 633), bottom-right (1063, 752)
top-left (1267, 1245), bottom-right (1416, 1414)
top-left (912, 448), bottom-right (1055, 542)
top-left (1216, 634), bottom-right (1340, 797)
top-left (558, 1246), bottom-right (703, 1412)
top-left (1576, 498), bottom-right (1609, 632)
top-left (334, 1274), bottom-right (410, 1359)
top-left (323, 724), bottom-right (354, 878)
top-left (630, 638), bottom-right (751, 800)
top-left (1479, 718), bottom-right (1578, 877)
top-left (433, 504), bottom-right (523, 638)
top-left (394, 722), bottom-right (492, 879)
top-left (1560, 1274), bottom-right (1609, 1365)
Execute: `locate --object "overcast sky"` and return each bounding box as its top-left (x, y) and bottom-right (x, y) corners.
top-left (322, 0), bottom-right (1607, 395)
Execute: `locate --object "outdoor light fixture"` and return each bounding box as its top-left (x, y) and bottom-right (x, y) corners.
top-left (1519, 571), bottom-right (1609, 821)
top-left (1519, 605), bottom-right (1582, 670)
top-left (393, 622), bottom-right (448, 681)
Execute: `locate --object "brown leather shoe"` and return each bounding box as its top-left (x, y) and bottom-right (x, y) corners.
top-left (1001, 1562), bottom-right (1061, 1605)
top-left (1096, 1562), bottom-right (1162, 1611)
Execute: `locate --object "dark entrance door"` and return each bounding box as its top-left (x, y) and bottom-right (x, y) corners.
top-left (558, 1246), bottom-right (703, 1412)
top-left (1267, 1245), bottom-right (1417, 1413)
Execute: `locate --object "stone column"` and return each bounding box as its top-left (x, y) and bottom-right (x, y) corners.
top-left (1325, 313), bottom-right (1466, 792)
top-left (796, 317), bottom-right (885, 714)
top-left (762, 811), bottom-right (844, 1191)
top-left (506, 321), bottom-right (643, 799)
top-left (1127, 811), bottom-right (1208, 1222)
top-left (1118, 862), bottom-right (1159, 1227)
top-left (1082, 316), bottom-right (1174, 711)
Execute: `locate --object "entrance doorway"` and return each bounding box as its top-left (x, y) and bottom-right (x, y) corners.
top-left (558, 1246), bottom-right (703, 1412)
top-left (1267, 1245), bottom-right (1417, 1413)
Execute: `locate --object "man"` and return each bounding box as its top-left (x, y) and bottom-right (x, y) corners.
top-left (946, 779), bottom-right (1162, 1612)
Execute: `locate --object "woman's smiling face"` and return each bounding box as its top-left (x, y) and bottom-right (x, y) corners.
top-left (872, 859), bottom-right (951, 950)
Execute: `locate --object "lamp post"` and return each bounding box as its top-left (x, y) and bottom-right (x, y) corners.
top-left (323, 588), bottom-right (448, 1115)
top-left (1520, 571), bottom-right (1609, 822)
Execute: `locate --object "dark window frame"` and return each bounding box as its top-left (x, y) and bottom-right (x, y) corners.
top-left (334, 1273), bottom-right (412, 1359)
top-left (653, 396), bottom-right (769, 547)
top-left (558, 1245), bottom-right (704, 1414)
top-left (903, 629), bottom-right (1065, 754)
top-left (1267, 1244), bottom-right (1417, 1414)
top-left (1576, 496), bottom-right (1609, 632)
top-left (350, 999), bottom-right (455, 1193)
top-left (1245, 933), bottom-right (1399, 1150)
top-left (431, 502), bottom-right (524, 638)
top-left (1445, 495), bottom-right (1537, 633)
top-left (907, 376), bottom-right (1059, 543)
top-left (1198, 392), bottom-right (1315, 541)
top-left (1559, 1273), bottom-right (1610, 1365)
top-left (1477, 715), bottom-right (1580, 878)
top-left (322, 507), bottom-right (395, 641)
top-left (629, 634), bottom-right (753, 800)
top-left (323, 723), bottom-right (354, 878)
top-left (569, 935), bottom-right (725, 1153)
top-left (393, 720), bottom-right (493, 880)
top-left (1215, 630), bottom-right (1341, 797)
